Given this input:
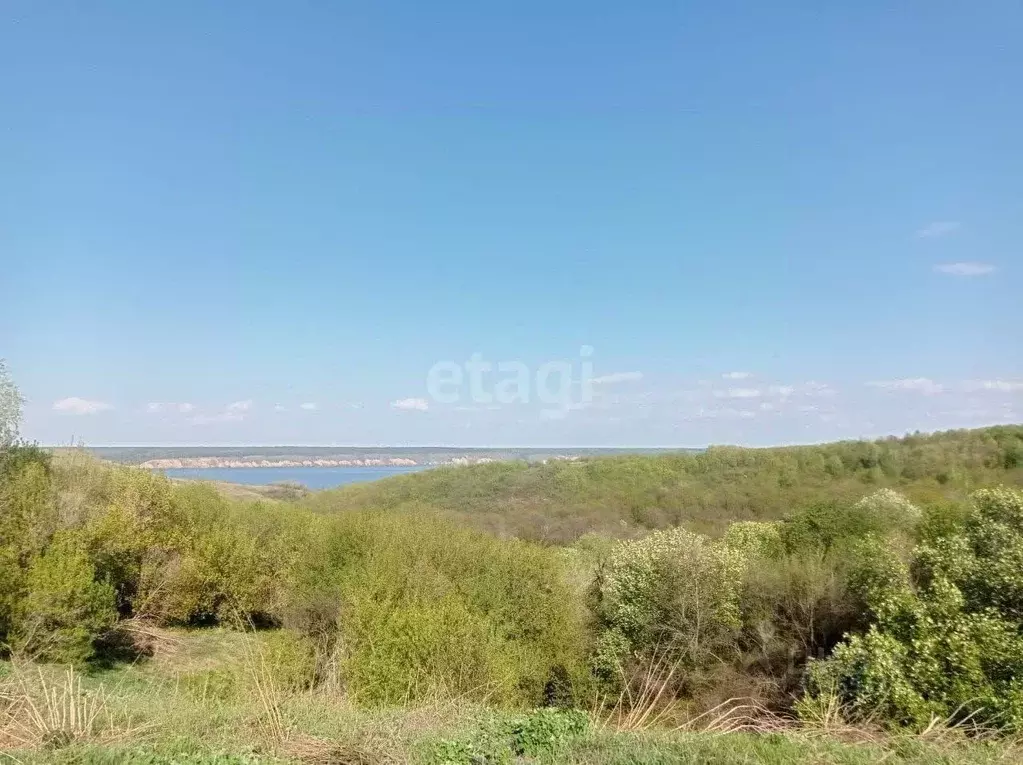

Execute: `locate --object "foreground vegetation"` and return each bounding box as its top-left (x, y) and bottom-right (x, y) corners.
top-left (3, 359), bottom-right (1023, 762)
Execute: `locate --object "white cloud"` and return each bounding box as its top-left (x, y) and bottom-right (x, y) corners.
top-left (916, 221), bottom-right (961, 239)
top-left (965, 380), bottom-right (1023, 393)
top-left (146, 402), bottom-right (194, 414)
top-left (189, 411), bottom-right (244, 425)
top-left (299, 402), bottom-right (318, 411)
top-left (688, 406), bottom-right (757, 420)
top-left (52, 397), bottom-right (112, 415)
top-left (714, 387), bottom-right (762, 399)
top-left (801, 381), bottom-right (836, 398)
top-left (273, 404), bottom-right (286, 412)
top-left (868, 378), bottom-right (945, 395)
top-left (391, 397), bottom-right (429, 411)
top-left (188, 399), bottom-right (253, 425)
top-left (722, 371), bottom-right (752, 380)
top-left (768, 385), bottom-right (795, 397)
top-left (591, 371), bottom-right (644, 385)
top-left (935, 262), bottom-right (996, 277)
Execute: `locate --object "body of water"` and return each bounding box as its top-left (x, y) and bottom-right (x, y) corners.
top-left (159, 465), bottom-right (427, 490)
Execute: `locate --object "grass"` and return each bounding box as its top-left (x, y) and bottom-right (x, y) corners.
top-left (2, 631), bottom-right (1022, 764)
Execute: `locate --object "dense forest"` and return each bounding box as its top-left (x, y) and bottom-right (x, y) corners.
top-left (3, 360), bottom-right (1023, 763)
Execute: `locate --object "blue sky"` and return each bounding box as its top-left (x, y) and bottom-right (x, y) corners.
top-left (2, 1), bottom-right (1021, 447)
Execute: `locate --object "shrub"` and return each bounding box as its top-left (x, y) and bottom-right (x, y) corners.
top-left (11, 533), bottom-right (117, 664)
top-left (801, 487), bottom-right (1023, 731)
top-left (0, 459), bottom-right (55, 644)
top-left (723, 520), bottom-right (784, 559)
top-left (593, 528), bottom-right (744, 679)
top-left (781, 496), bottom-right (912, 556)
top-left (854, 489), bottom-right (922, 525)
top-left (296, 512), bottom-right (590, 706)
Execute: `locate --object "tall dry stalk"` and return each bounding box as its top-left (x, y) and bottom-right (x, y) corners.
top-left (592, 645), bottom-right (686, 732)
top-left (0, 664), bottom-right (142, 749)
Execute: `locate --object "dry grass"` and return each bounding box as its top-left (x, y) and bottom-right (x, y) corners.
top-left (0, 664), bottom-right (148, 750)
top-left (590, 647), bottom-right (788, 734)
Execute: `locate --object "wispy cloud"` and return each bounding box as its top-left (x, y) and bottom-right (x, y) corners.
top-left (934, 262), bottom-right (996, 277)
top-left (800, 381), bottom-right (836, 398)
top-left (189, 411), bottom-right (244, 425)
top-left (714, 387), bottom-right (762, 399)
top-left (964, 379), bottom-right (1023, 393)
top-left (53, 397), bottom-right (113, 415)
top-left (722, 371), bottom-right (752, 380)
top-left (146, 402), bottom-right (194, 414)
top-left (591, 371), bottom-right (644, 385)
top-left (189, 399), bottom-right (253, 425)
top-left (391, 397), bottom-right (429, 411)
top-left (299, 402), bottom-right (318, 411)
top-left (868, 378), bottom-right (945, 395)
top-left (916, 221), bottom-right (961, 239)
top-left (688, 406), bottom-right (757, 420)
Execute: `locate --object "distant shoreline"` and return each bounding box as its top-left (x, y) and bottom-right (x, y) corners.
top-left (77, 445), bottom-right (699, 469)
top-left (143, 457), bottom-right (439, 469)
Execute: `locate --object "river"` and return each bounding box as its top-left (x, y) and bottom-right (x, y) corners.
top-left (159, 465), bottom-right (428, 490)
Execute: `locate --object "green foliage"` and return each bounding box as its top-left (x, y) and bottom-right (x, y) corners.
top-left (0, 457), bottom-right (57, 644)
top-left (802, 487), bottom-right (1023, 731)
top-left (11, 533), bottom-right (117, 664)
top-left (425, 708), bottom-right (589, 764)
top-left (4, 418), bottom-right (1023, 743)
top-left (511, 707), bottom-right (589, 757)
top-left (315, 512), bottom-right (590, 706)
top-left (261, 629), bottom-right (317, 689)
top-left (723, 520), bottom-right (784, 559)
top-left (304, 425), bottom-right (1023, 542)
top-left (592, 528), bottom-right (750, 695)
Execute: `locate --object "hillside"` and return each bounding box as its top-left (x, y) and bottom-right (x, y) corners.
top-left (5, 429), bottom-right (1023, 760)
top-left (304, 425), bottom-right (1023, 541)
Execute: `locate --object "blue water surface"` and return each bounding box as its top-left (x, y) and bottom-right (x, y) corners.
top-left (160, 465), bottom-right (427, 490)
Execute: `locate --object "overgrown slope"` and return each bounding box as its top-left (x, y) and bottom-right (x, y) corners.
top-left (304, 425), bottom-right (1023, 541)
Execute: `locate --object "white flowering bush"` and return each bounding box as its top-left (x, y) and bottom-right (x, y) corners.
top-left (853, 489), bottom-right (922, 523)
top-left (593, 528), bottom-right (749, 676)
top-left (0, 359), bottom-right (23, 447)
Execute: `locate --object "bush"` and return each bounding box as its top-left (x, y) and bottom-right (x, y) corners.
top-left (0, 458), bottom-right (53, 643)
top-left (294, 512), bottom-right (590, 706)
top-left (802, 487), bottom-right (1023, 731)
top-left (592, 528), bottom-right (745, 684)
top-left (11, 533), bottom-right (117, 664)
